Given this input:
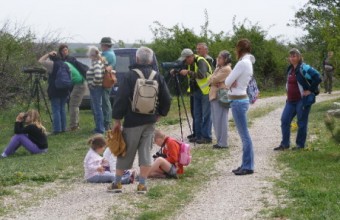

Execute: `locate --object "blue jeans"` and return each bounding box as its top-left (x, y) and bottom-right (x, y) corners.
top-left (51, 96), bottom-right (67, 133)
top-left (193, 90), bottom-right (212, 140)
top-left (90, 86), bottom-right (105, 134)
top-left (231, 101), bottom-right (254, 170)
top-left (102, 88), bottom-right (112, 130)
top-left (280, 99), bottom-right (311, 148)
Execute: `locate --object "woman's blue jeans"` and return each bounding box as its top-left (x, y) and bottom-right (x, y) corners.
top-left (51, 96), bottom-right (67, 133)
top-left (90, 86), bottom-right (105, 134)
top-left (280, 99), bottom-right (311, 148)
top-left (231, 101), bottom-right (254, 170)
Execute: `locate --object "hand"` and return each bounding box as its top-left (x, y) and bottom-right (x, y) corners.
top-left (49, 51), bottom-right (57, 56)
top-left (179, 69), bottom-right (189, 76)
top-left (170, 69), bottom-right (176, 76)
top-left (112, 120), bottom-right (121, 132)
top-left (105, 66), bottom-right (112, 72)
top-left (16, 112), bottom-right (25, 122)
top-left (303, 90), bottom-right (312, 96)
top-left (97, 166), bottom-right (105, 173)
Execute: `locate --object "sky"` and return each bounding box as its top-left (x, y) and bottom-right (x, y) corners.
top-left (0, 0), bottom-right (309, 44)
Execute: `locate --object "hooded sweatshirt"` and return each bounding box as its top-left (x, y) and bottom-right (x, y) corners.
top-left (225, 54), bottom-right (255, 96)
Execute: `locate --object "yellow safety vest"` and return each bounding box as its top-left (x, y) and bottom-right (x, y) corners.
top-left (187, 55), bottom-right (212, 95)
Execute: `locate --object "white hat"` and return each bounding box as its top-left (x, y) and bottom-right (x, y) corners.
top-left (179, 48), bottom-right (194, 61)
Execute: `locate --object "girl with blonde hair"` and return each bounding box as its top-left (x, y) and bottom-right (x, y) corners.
top-left (1, 109), bottom-right (48, 158)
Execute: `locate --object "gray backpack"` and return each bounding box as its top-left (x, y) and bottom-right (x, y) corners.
top-left (131, 69), bottom-right (159, 115)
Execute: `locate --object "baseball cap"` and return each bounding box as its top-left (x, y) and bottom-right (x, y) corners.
top-left (179, 48), bottom-right (194, 61)
top-left (289, 48), bottom-right (301, 55)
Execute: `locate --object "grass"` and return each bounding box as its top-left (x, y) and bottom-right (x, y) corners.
top-left (272, 98), bottom-right (340, 220)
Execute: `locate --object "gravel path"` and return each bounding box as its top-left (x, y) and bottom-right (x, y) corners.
top-left (3, 92), bottom-right (339, 220)
top-left (175, 92), bottom-right (340, 220)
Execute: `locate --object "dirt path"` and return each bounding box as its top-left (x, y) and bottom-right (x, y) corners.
top-left (175, 92), bottom-right (340, 220)
top-left (3, 92), bottom-right (339, 220)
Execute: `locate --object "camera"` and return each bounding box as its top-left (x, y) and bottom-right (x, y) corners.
top-left (161, 61), bottom-right (184, 72)
top-left (152, 152), bottom-right (167, 159)
top-left (22, 67), bottom-right (47, 75)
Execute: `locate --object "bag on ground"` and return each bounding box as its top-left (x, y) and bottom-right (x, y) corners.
top-left (106, 128), bottom-right (126, 157)
top-left (102, 69), bottom-right (117, 88)
top-left (176, 140), bottom-right (191, 166)
top-left (247, 76), bottom-right (259, 104)
top-left (55, 61), bottom-right (73, 89)
top-left (131, 68), bottom-right (159, 115)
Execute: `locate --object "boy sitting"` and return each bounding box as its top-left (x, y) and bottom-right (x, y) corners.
top-left (148, 130), bottom-right (184, 178)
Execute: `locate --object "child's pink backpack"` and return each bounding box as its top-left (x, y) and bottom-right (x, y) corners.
top-left (177, 141), bottom-right (191, 166)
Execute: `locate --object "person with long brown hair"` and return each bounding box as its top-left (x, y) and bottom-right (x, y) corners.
top-left (225, 39), bottom-right (255, 175)
top-left (1, 110), bottom-right (48, 158)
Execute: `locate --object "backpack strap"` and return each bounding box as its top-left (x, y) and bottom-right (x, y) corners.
top-left (132, 68), bottom-right (157, 80)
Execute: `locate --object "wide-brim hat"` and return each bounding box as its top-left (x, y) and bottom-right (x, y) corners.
top-left (100, 37), bottom-right (113, 46)
top-left (179, 48), bottom-right (194, 61)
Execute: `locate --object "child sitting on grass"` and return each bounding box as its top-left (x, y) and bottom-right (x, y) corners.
top-left (1, 109), bottom-right (48, 158)
top-left (84, 134), bottom-right (135, 183)
top-left (148, 130), bottom-right (184, 178)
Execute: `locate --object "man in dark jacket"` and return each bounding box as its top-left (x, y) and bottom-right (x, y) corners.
top-left (108, 47), bottom-right (171, 194)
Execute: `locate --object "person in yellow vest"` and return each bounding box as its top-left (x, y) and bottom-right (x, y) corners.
top-left (178, 48), bottom-right (212, 144)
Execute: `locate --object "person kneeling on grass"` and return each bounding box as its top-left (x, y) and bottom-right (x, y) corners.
top-left (148, 130), bottom-right (184, 178)
top-left (84, 134), bottom-right (135, 183)
top-left (1, 110), bottom-right (48, 158)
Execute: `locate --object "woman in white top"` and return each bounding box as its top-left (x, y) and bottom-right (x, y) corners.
top-left (224, 39), bottom-right (255, 175)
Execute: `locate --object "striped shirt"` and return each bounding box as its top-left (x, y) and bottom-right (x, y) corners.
top-left (86, 60), bottom-right (104, 87)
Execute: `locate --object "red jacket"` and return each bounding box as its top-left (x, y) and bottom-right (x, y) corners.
top-left (161, 137), bottom-right (184, 174)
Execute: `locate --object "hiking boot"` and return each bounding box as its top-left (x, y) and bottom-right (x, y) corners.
top-left (234, 168), bottom-right (254, 176)
top-left (232, 167), bottom-right (241, 173)
top-left (67, 126), bottom-right (80, 132)
top-left (213, 144), bottom-right (228, 149)
top-left (187, 134), bottom-right (195, 139)
top-left (273, 145), bottom-right (289, 151)
top-left (189, 137), bottom-right (197, 143)
top-left (137, 184), bottom-right (147, 194)
top-left (196, 138), bottom-right (212, 144)
top-left (292, 146), bottom-right (304, 151)
top-left (107, 183), bottom-right (122, 193)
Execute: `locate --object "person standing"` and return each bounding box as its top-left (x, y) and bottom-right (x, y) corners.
top-left (39, 51), bottom-right (69, 134)
top-left (107, 47), bottom-right (171, 194)
top-left (274, 48), bottom-right (321, 151)
top-left (196, 42), bottom-right (215, 68)
top-left (100, 37), bottom-right (116, 131)
top-left (179, 48), bottom-right (212, 144)
top-left (323, 51), bottom-right (335, 94)
top-left (209, 50), bottom-right (232, 149)
top-left (225, 39), bottom-right (255, 175)
top-left (86, 46), bottom-right (105, 134)
top-left (58, 44), bottom-right (88, 131)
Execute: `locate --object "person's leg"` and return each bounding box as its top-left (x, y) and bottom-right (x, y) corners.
top-left (231, 101), bottom-right (254, 170)
top-left (137, 124), bottom-right (154, 187)
top-left (87, 172), bottom-right (115, 183)
top-left (102, 88), bottom-right (112, 130)
top-left (201, 94), bottom-right (212, 141)
top-left (324, 72), bottom-right (329, 93)
top-left (218, 105), bottom-right (229, 147)
top-left (89, 87), bottom-right (104, 134)
top-left (3, 134), bottom-right (44, 156)
top-left (211, 100), bottom-right (218, 141)
top-left (69, 84), bottom-right (86, 128)
top-left (296, 100), bottom-right (311, 148)
top-left (60, 96), bottom-right (68, 132)
top-left (193, 91), bottom-right (203, 140)
top-left (148, 157), bottom-right (172, 177)
top-left (329, 71), bottom-right (333, 93)
top-left (50, 97), bottom-right (62, 133)
top-left (280, 102), bottom-right (297, 148)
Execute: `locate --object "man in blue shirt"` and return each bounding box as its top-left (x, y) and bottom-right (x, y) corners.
top-left (100, 37), bottom-right (116, 130)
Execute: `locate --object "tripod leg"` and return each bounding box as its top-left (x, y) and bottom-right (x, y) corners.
top-left (37, 80), bottom-right (53, 123)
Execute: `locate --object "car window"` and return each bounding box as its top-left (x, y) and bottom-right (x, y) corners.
top-left (115, 55), bottom-right (131, 72)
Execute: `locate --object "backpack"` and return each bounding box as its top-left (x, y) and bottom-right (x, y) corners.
top-left (247, 76), bottom-right (259, 104)
top-left (176, 140), bottom-right (191, 166)
top-left (55, 61), bottom-right (73, 89)
top-left (300, 64), bottom-right (321, 96)
top-left (65, 62), bottom-right (84, 84)
top-left (131, 68), bottom-right (159, 115)
top-left (102, 69), bottom-right (117, 88)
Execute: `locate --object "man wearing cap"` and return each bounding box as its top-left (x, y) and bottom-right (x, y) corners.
top-left (179, 48), bottom-right (213, 144)
top-left (100, 37), bottom-right (116, 130)
top-left (274, 48), bottom-right (321, 151)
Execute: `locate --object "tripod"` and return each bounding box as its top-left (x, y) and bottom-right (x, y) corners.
top-left (169, 72), bottom-right (193, 141)
top-left (26, 73), bottom-right (53, 123)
